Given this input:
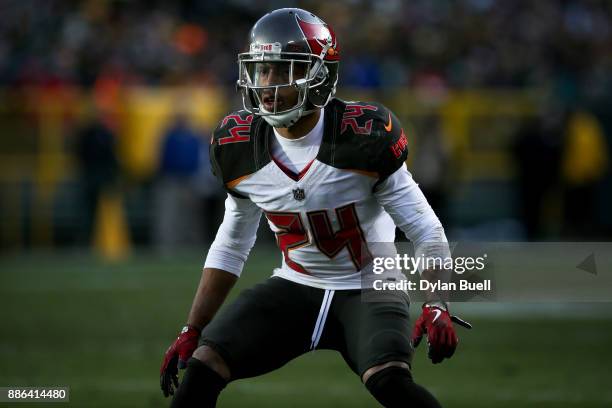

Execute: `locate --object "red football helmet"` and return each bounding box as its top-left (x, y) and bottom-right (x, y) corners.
top-left (237, 8), bottom-right (340, 127)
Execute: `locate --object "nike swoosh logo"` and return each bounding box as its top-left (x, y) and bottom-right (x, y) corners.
top-left (432, 309), bottom-right (442, 323)
top-left (384, 113), bottom-right (392, 132)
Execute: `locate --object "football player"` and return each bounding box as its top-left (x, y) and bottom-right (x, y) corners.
top-left (161, 8), bottom-right (469, 407)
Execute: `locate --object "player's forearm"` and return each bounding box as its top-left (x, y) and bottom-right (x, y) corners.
top-left (186, 267), bottom-right (238, 329)
top-left (415, 234), bottom-right (452, 306)
top-left (421, 267), bottom-right (452, 306)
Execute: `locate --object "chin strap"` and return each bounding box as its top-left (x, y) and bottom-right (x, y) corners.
top-left (262, 105), bottom-right (316, 128)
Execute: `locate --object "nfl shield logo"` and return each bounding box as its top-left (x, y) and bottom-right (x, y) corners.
top-left (292, 188), bottom-right (305, 201)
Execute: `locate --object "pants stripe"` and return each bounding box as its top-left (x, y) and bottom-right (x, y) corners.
top-left (310, 289), bottom-right (335, 349)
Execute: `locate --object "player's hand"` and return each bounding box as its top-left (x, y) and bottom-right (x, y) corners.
top-left (160, 325), bottom-right (201, 397)
top-left (411, 303), bottom-right (472, 364)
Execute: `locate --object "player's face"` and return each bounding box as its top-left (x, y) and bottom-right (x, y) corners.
top-left (248, 61), bottom-right (308, 113)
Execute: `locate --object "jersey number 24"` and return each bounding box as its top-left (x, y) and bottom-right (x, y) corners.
top-left (265, 203), bottom-right (372, 274)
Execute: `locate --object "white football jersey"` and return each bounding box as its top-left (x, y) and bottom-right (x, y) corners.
top-left (205, 98), bottom-right (448, 290)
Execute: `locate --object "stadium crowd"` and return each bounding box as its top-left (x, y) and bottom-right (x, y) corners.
top-left (1, 0), bottom-right (611, 99)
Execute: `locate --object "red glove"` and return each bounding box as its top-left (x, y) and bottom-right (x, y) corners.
top-left (160, 325), bottom-right (201, 397)
top-left (411, 303), bottom-right (471, 364)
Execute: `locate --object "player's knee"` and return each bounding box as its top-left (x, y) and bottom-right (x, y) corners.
top-left (171, 357), bottom-right (227, 408)
top-left (362, 361), bottom-right (409, 384)
top-left (364, 365), bottom-right (442, 408)
top-left (192, 345), bottom-right (231, 381)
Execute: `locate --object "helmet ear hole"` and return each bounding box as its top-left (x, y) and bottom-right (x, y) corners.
top-left (307, 62), bottom-right (337, 108)
top-left (314, 64), bottom-right (328, 83)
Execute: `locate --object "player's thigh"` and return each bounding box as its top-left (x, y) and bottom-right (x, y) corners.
top-left (329, 290), bottom-right (414, 377)
top-left (200, 276), bottom-right (317, 380)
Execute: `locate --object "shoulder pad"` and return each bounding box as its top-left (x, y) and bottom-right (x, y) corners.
top-left (209, 110), bottom-right (270, 194)
top-left (320, 99), bottom-right (408, 180)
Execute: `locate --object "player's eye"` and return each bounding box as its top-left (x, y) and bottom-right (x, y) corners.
top-left (248, 62), bottom-right (296, 86)
top-left (257, 65), bottom-right (271, 76)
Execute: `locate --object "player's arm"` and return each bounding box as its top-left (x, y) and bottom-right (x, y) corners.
top-left (374, 163), bottom-right (450, 302)
top-left (374, 164), bottom-right (471, 364)
top-left (184, 192), bottom-right (263, 328)
top-left (185, 267), bottom-right (237, 330)
top-left (371, 105), bottom-right (471, 362)
top-left (369, 107), bottom-right (451, 305)
top-left (160, 194), bottom-right (261, 396)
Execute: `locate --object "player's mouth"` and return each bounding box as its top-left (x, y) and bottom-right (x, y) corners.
top-left (262, 94), bottom-right (283, 112)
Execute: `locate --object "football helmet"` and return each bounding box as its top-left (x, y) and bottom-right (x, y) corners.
top-left (237, 8), bottom-right (340, 128)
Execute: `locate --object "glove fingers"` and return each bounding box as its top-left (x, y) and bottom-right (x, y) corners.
top-left (428, 345), bottom-right (443, 364)
top-left (427, 328), bottom-right (437, 351)
top-left (433, 328), bottom-right (459, 363)
top-left (412, 334), bottom-right (423, 348)
top-left (436, 330), bottom-right (449, 363)
top-left (447, 329), bottom-right (458, 358)
top-left (168, 373), bottom-right (177, 396)
top-left (430, 327), bottom-right (458, 363)
top-left (411, 322), bottom-right (424, 348)
top-left (441, 329), bottom-right (454, 359)
top-left (161, 354), bottom-right (179, 397)
top-left (161, 327), bottom-right (200, 398)
top-left (160, 375), bottom-right (167, 397)
top-left (161, 374), bottom-right (171, 398)
top-left (438, 328), bottom-right (456, 360)
top-left (415, 306), bottom-right (467, 364)
top-left (427, 329), bottom-right (442, 363)
top-left (167, 375), bottom-right (175, 396)
top-left (161, 353), bottom-right (179, 374)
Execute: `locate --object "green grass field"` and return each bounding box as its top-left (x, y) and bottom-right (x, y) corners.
top-left (1, 246), bottom-right (612, 407)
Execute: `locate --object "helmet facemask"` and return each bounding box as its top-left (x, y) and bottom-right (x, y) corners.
top-left (237, 50), bottom-right (329, 128)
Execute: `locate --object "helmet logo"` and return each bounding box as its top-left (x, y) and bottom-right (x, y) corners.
top-left (296, 16), bottom-right (340, 61)
top-left (250, 42), bottom-right (282, 54)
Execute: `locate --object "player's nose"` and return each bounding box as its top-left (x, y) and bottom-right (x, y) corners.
top-left (262, 68), bottom-right (285, 87)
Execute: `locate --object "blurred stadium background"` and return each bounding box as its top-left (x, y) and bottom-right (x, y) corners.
top-left (1, 0), bottom-right (612, 407)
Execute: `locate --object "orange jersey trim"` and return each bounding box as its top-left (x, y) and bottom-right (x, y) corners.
top-left (226, 174), bottom-right (252, 189)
